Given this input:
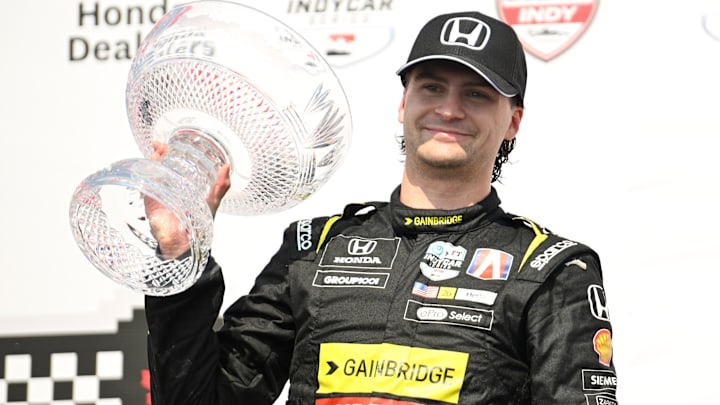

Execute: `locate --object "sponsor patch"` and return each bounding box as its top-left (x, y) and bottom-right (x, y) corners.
top-left (419, 241), bottom-right (467, 281)
top-left (455, 288), bottom-right (498, 305)
top-left (404, 300), bottom-right (493, 331)
top-left (582, 369), bottom-right (618, 392)
top-left (316, 397), bottom-right (425, 405)
top-left (415, 284), bottom-right (497, 306)
top-left (529, 240), bottom-right (578, 271)
top-left (296, 219), bottom-right (313, 251)
top-left (404, 215), bottom-right (463, 227)
top-left (498, 0), bottom-right (598, 61)
top-left (593, 329), bottom-right (613, 366)
top-left (585, 393), bottom-right (618, 405)
top-left (317, 342), bottom-right (468, 404)
top-left (320, 236), bottom-right (400, 269)
top-left (587, 284), bottom-right (610, 321)
top-left (438, 286), bottom-right (457, 299)
top-left (465, 248), bottom-right (513, 280)
top-left (313, 270), bottom-right (389, 288)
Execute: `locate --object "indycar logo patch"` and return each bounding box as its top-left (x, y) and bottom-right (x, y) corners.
top-left (419, 241), bottom-right (467, 281)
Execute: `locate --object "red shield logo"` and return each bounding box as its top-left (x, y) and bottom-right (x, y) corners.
top-left (498, 0), bottom-right (598, 61)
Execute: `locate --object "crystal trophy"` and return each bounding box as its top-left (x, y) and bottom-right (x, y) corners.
top-left (68, 0), bottom-right (352, 296)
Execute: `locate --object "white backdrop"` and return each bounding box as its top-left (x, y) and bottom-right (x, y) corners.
top-left (1, 0), bottom-right (719, 403)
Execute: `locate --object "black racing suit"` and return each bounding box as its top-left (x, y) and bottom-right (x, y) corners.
top-left (145, 187), bottom-right (619, 405)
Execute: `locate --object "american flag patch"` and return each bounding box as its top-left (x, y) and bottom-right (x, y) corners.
top-left (412, 281), bottom-right (439, 298)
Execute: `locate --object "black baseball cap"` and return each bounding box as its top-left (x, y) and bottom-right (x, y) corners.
top-left (396, 11), bottom-right (527, 106)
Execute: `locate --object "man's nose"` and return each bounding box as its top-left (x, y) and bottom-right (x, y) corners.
top-left (435, 93), bottom-right (465, 120)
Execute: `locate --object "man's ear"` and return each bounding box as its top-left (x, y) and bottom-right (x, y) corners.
top-left (505, 107), bottom-right (524, 141)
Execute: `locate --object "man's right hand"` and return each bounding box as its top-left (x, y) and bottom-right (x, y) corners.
top-left (145, 141), bottom-right (232, 258)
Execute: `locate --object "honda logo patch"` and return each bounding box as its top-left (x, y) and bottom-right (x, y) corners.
top-left (587, 284), bottom-right (611, 322)
top-left (348, 238), bottom-right (378, 255)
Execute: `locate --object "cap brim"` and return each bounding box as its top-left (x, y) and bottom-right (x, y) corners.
top-left (395, 55), bottom-right (518, 98)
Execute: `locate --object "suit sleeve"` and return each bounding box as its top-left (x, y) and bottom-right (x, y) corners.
top-left (525, 254), bottom-right (619, 404)
top-left (144, 226), bottom-right (296, 405)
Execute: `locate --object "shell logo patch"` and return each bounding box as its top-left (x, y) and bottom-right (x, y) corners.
top-left (593, 328), bottom-right (613, 366)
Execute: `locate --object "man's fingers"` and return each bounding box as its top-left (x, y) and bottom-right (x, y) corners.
top-left (149, 142), bottom-right (230, 218)
top-left (216, 164), bottom-right (231, 196)
top-left (207, 164), bottom-right (231, 217)
top-left (150, 141), bottom-right (168, 161)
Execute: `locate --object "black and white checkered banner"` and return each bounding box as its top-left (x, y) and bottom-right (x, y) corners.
top-left (0, 309), bottom-right (148, 404)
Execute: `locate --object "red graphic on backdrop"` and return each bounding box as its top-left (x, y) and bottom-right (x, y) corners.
top-left (498, 0), bottom-right (598, 61)
top-left (142, 369), bottom-right (152, 404)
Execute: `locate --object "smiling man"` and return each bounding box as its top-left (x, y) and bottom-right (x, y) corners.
top-left (145, 10), bottom-right (619, 405)
top-left (398, 60), bottom-right (522, 209)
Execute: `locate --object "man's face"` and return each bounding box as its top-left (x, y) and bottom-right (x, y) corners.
top-left (398, 60), bottom-right (522, 178)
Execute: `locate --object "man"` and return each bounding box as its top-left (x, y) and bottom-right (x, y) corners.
top-left (145, 10), bottom-right (619, 405)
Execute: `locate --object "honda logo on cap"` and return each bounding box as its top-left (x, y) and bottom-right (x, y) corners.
top-left (441, 17), bottom-right (491, 50)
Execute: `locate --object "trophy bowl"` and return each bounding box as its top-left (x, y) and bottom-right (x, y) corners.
top-left (69, 0), bottom-right (352, 296)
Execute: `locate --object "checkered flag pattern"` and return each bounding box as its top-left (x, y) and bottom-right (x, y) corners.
top-left (0, 309), bottom-right (149, 404)
top-left (0, 351), bottom-right (124, 404)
